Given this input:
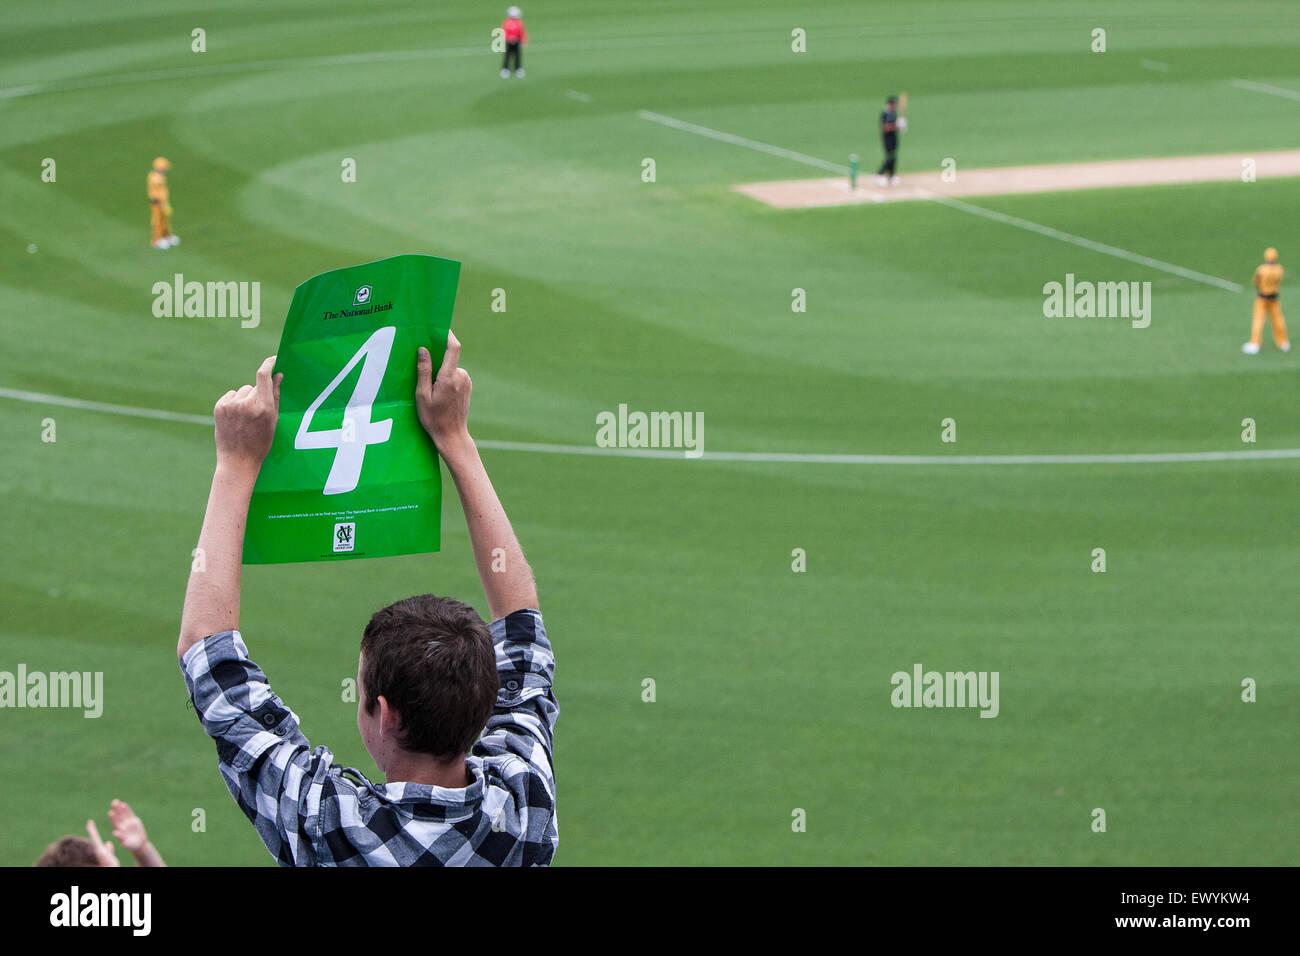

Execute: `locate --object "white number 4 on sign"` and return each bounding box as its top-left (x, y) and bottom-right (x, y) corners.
top-left (295, 326), bottom-right (396, 495)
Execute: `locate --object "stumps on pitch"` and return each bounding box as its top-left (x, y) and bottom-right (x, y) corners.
top-left (849, 154), bottom-right (859, 190)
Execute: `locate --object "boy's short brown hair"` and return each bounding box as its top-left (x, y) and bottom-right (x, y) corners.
top-left (35, 836), bottom-right (101, 867)
top-left (360, 595), bottom-right (498, 759)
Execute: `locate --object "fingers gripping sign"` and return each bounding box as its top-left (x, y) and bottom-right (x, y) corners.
top-left (214, 354), bottom-right (282, 472)
top-left (414, 339), bottom-right (437, 432)
top-left (417, 330), bottom-right (472, 448)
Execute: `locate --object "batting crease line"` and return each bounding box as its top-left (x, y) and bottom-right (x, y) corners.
top-left (638, 110), bottom-right (1245, 293)
top-left (3, 387), bottom-right (1294, 466)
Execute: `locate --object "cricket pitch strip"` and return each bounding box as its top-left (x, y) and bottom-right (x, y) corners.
top-left (733, 149), bottom-right (1300, 209)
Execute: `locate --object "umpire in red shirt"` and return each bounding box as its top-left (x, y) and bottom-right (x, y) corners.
top-left (501, 6), bottom-right (528, 78)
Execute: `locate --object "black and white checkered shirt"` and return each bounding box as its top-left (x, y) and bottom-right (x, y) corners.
top-left (180, 608), bottom-right (557, 866)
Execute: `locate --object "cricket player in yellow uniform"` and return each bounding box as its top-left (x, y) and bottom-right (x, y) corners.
top-left (1242, 247), bottom-right (1287, 354)
top-left (148, 157), bottom-right (179, 249)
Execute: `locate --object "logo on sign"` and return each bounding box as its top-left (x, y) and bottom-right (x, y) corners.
top-left (333, 522), bottom-right (355, 553)
top-left (354, 285), bottom-right (372, 305)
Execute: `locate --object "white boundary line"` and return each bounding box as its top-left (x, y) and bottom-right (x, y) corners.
top-left (0, 387), bottom-right (214, 425)
top-left (4, 387), bottom-right (1294, 467)
top-left (639, 110), bottom-right (1244, 293)
top-left (1229, 78), bottom-right (1300, 102)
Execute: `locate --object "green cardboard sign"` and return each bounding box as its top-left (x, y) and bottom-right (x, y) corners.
top-left (243, 254), bottom-right (459, 564)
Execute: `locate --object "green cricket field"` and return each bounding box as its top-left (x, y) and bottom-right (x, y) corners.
top-left (1, 0), bottom-right (1297, 866)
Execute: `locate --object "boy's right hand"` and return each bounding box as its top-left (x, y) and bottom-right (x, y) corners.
top-left (416, 331), bottom-right (472, 452)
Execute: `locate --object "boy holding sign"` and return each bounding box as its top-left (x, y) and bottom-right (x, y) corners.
top-left (176, 332), bottom-right (558, 866)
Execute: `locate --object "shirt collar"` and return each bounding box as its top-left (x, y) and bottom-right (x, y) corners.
top-left (359, 756), bottom-right (487, 805)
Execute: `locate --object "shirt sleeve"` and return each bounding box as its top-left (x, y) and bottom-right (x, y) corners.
top-left (473, 609), bottom-right (558, 776)
top-left (180, 631), bottom-right (353, 866)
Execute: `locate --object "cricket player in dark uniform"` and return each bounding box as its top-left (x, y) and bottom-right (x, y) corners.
top-left (876, 95), bottom-right (907, 186)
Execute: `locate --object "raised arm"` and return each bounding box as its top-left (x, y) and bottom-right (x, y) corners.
top-left (416, 332), bottom-right (538, 620)
top-left (178, 355), bottom-right (281, 660)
